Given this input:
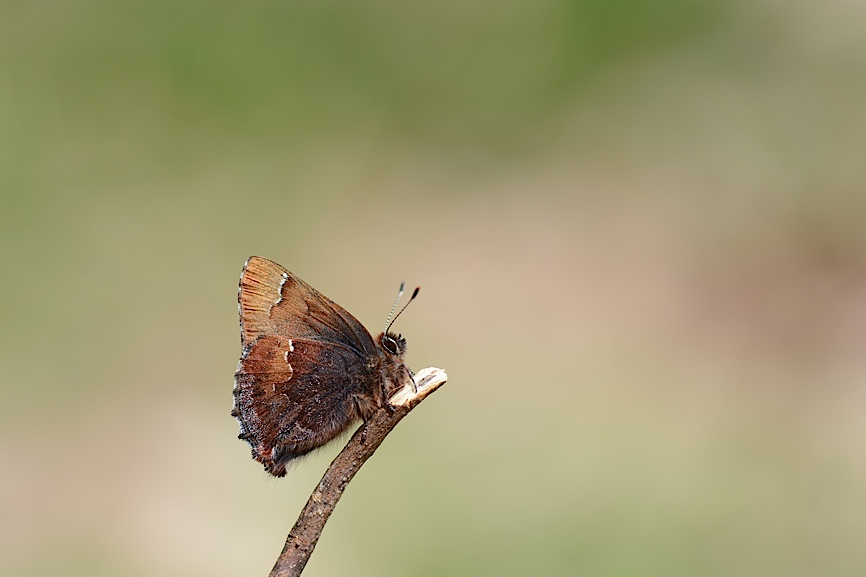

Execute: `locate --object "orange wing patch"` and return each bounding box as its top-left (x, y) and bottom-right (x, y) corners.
top-left (238, 256), bottom-right (291, 345)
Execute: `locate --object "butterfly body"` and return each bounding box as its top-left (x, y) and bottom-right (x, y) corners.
top-left (232, 257), bottom-right (412, 477)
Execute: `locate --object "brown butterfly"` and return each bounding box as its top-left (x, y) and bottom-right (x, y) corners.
top-left (232, 256), bottom-right (418, 477)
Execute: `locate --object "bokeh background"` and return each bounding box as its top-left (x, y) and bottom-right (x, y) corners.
top-left (2, 1), bottom-right (866, 576)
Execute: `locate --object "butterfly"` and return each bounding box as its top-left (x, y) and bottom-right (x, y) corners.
top-left (232, 256), bottom-right (418, 477)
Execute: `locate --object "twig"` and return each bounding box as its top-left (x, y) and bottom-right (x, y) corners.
top-left (268, 367), bottom-right (448, 577)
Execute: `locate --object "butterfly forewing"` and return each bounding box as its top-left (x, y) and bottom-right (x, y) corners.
top-left (238, 256), bottom-right (376, 355)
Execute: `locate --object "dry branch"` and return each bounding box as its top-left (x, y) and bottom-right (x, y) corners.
top-left (269, 367), bottom-right (448, 577)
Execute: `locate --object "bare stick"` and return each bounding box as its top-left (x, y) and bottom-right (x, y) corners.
top-left (269, 367), bottom-right (448, 577)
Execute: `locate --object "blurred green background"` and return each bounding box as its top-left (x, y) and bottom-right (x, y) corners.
top-left (2, 1), bottom-right (866, 576)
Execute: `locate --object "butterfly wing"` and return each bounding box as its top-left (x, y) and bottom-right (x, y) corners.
top-left (233, 257), bottom-right (380, 477)
top-left (238, 256), bottom-right (377, 356)
top-left (234, 335), bottom-right (375, 476)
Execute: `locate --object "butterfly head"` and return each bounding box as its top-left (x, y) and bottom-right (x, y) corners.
top-left (379, 331), bottom-right (407, 358)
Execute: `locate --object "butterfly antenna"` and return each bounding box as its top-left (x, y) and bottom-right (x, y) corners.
top-left (385, 286), bottom-right (420, 333)
top-left (383, 282), bottom-right (405, 333)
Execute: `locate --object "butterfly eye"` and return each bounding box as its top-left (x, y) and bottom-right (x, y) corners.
top-left (382, 335), bottom-right (398, 355)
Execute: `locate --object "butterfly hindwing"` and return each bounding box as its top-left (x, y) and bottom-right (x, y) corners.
top-left (234, 334), bottom-right (375, 476)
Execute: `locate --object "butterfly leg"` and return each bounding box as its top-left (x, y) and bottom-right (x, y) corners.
top-left (407, 365), bottom-right (417, 393)
top-left (378, 382), bottom-right (397, 414)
